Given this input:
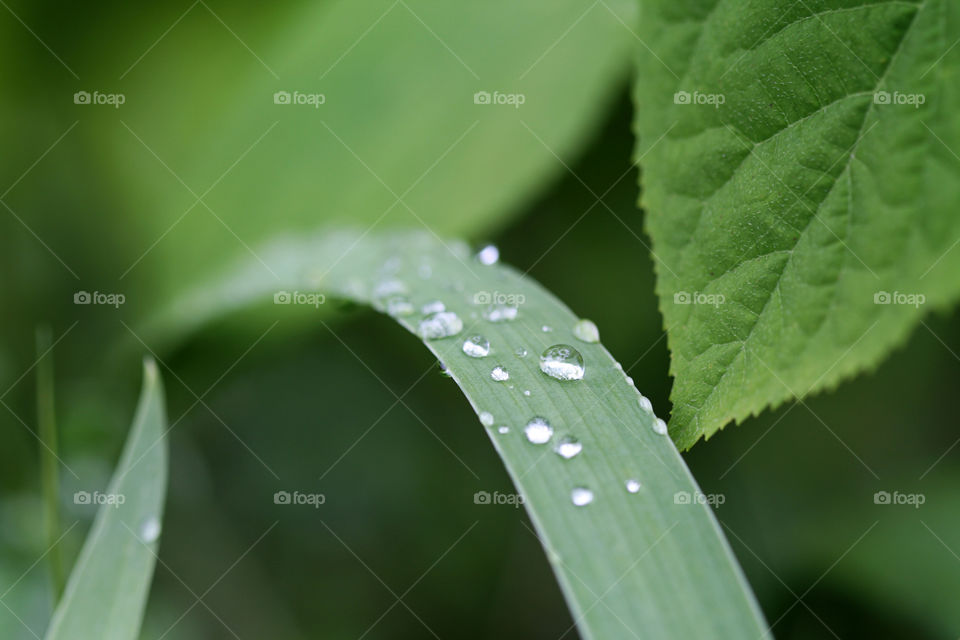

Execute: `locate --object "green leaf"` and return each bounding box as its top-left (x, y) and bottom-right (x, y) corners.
top-left (45, 360), bottom-right (167, 640)
top-left (150, 230), bottom-right (767, 638)
top-left (633, 0), bottom-right (960, 448)
top-left (88, 0), bottom-right (638, 298)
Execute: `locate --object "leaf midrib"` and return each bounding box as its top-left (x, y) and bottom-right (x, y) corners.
top-left (667, 0), bottom-right (927, 441)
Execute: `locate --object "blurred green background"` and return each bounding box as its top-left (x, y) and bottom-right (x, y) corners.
top-left (3, 1), bottom-right (960, 638)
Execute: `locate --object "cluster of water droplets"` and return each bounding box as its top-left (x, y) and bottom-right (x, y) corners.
top-left (375, 251), bottom-right (657, 509)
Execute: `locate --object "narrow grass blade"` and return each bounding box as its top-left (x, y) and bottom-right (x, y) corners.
top-left (151, 230), bottom-right (768, 638)
top-left (35, 326), bottom-right (64, 601)
top-left (44, 359), bottom-right (168, 640)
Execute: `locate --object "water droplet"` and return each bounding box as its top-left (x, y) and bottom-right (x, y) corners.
top-left (140, 516), bottom-right (161, 543)
top-left (385, 296), bottom-right (414, 317)
top-left (514, 347), bottom-right (528, 358)
top-left (476, 244), bottom-right (500, 266)
top-left (626, 479), bottom-right (642, 493)
top-left (626, 376), bottom-right (634, 386)
top-left (653, 418), bottom-right (668, 436)
top-left (497, 425), bottom-right (510, 434)
top-left (491, 366), bottom-right (510, 382)
top-left (479, 411), bottom-right (494, 427)
top-left (483, 303), bottom-right (518, 323)
top-left (539, 344), bottom-right (585, 381)
top-left (421, 300), bottom-right (445, 314)
top-left (419, 311), bottom-right (463, 340)
top-left (438, 361), bottom-right (452, 377)
top-left (614, 362), bottom-right (623, 371)
top-left (573, 319), bottom-right (600, 343)
top-left (541, 325), bottom-right (553, 333)
top-left (638, 396), bottom-right (653, 413)
top-left (554, 436), bottom-right (583, 459)
top-left (462, 335), bottom-right (490, 358)
top-left (524, 416), bottom-right (553, 444)
top-left (571, 487), bottom-right (594, 506)
top-left (523, 389), bottom-right (531, 397)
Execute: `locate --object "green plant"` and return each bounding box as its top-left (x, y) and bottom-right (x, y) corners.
top-left (6, 0), bottom-right (960, 638)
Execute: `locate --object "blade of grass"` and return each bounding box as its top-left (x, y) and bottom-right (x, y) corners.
top-left (35, 326), bottom-right (65, 603)
top-left (150, 230), bottom-right (768, 638)
top-left (44, 359), bottom-right (168, 640)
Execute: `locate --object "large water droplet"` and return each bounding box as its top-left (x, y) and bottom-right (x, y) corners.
top-left (573, 319), bottom-right (600, 343)
top-left (491, 366), bottom-right (510, 382)
top-left (554, 436), bottom-right (583, 459)
top-left (140, 516), bottom-right (161, 543)
top-left (539, 344), bottom-right (585, 381)
top-left (653, 418), bottom-right (668, 436)
top-left (385, 296), bottom-right (414, 317)
top-left (462, 335), bottom-right (490, 358)
top-left (625, 479), bottom-right (642, 494)
top-left (419, 311), bottom-right (463, 340)
top-left (421, 300), bottom-right (445, 314)
top-left (479, 411), bottom-right (494, 427)
top-left (482, 303), bottom-right (518, 323)
top-left (571, 487), bottom-right (594, 506)
top-left (638, 395), bottom-right (653, 413)
top-left (476, 244), bottom-right (500, 266)
top-left (524, 416), bottom-right (553, 444)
